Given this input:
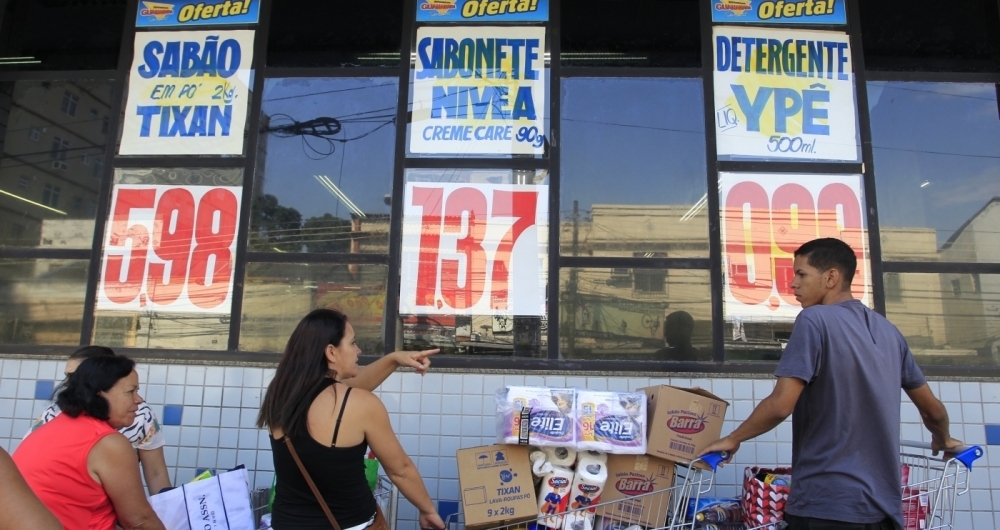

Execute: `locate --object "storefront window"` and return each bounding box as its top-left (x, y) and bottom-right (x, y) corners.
top-left (0, 0), bottom-right (125, 71)
top-left (251, 78), bottom-right (398, 254)
top-left (267, 0), bottom-right (402, 67)
top-left (240, 263), bottom-right (388, 353)
top-left (561, 0), bottom-right (700, 68)
top-left (399, 169), bottom-right (549, 357)
top-left (885, 273), bottom-right (1000, 367)
top-left (870, 82), bottom-right (1000, 263)
top-left (559, 268), bottom-right (712, 361)
top-left (561, 78), bottom-right (708, 258)
top-left (0, 258), bottom-right (88, 345)
top-left (0, 80), bottom-right (113, 248)
top-left (90, 168), bottom-right (244, 351)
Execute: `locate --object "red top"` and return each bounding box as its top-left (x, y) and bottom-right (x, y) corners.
top-left (13, 413), bottom-right (120, 530)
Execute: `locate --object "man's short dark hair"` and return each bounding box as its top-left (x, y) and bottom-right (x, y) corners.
top-left (794, 238), bottom-right (857, 289)
top-left (56, 355), bottom-right (135, 420)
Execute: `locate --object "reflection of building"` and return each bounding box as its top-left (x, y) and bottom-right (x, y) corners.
top-left (0, 81), bottom-right (110, 246)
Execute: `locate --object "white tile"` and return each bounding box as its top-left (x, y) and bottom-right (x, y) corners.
top-left (420, 415), bottom-right (441, 435)
top-left (224, 367), bottom-right (244, 387)
top-left (222, 387), bottom-right (241, 407)
top-left (201, 406), bottom-right (221, 427)
top-left (186, 366), bottom-right (206, 386)
top-left (0, 418), bottom-right (11, 439)
top-left (197, 448), bottom-right (218, 468)
top-left (181, 407), bottom-right (202, 427)
top-left (262, 369), bottom-right (275, 388)
top-left (161, 425), bottom-right (180, 446)
top-left (0, 380), bottom-right (17, 399)
top-left (900, 402), bottom-right (922, 424)
top-left (241, 388), bottom-right (261, 409)
top-left (239, 409), bottom-right (257, 429)
top-left (402, 374), bottom-right (422, 393)
top-left (177, 447), bottom-right (198, 467)
top-left (161, 446), bottom-right (178, 467)
top-left (961, 382), bottom-right (983, 403)
top-left (380, 373), bottom-right (401, 393)
top-left (753, 379), bottom-right (775, 400)
top-left (200, 427), bottom-right (220, 447)
top-left (564, 377), bottom-right (587, 389)
top-left (144, 384), bottom-right (165, 405)
top-left (254, 471), bottom-right (274, 490)
top-left (257, 430), bottom-right (272, 450)
top-left (183, 386), bottom-right (203, 406)
top-left (979, 383), bottom-right (999, 404)
top-left (220, 407), bottom-right (241, 428)
top-left (202, 386), bottom-right (222, 408)
top-left (461, 417), bottom-right (483, 436)
top-left (712, 379), bottom-right (733, 400)
top-left (16, 380), bottom-right (34, 400)
top-left (217, 448), bottom-right (238, 469)
top-left (255, 451), bottom-right (275, 471)
top-left (180, 426), bottom-right (200, 447)
top-left (440, 374), bottom-right (461, 393)
top-left (963, 403), bottom-right (984, 424)
top-left (219, 428), bottom-right (239, 449)
top-left (481, 375), bottom-right (504, 394)
top-left (418, 456), bottom-right (439, 478)
top-left (607, 378), bottom-right (629, 392)
top-left (732, 379), bottom-right (753, 399)
top-left (382, 393), bottom-right (400, 413)
top-left (983, 404), bottom-right (1000, 425)
top-left (148, 365), bottom-right (168, 385)
top-left (441, 394), bottom-right (462, 415)
top-left (243, 368), bottom-right (263, 388)
top-left (586, 377), bottom-right (608, 391)
top-left (502, 375), bottom-right (525, 388)
top-left (940, 382), bottom-right (962, 402)
top-left (400, 415), bottom-right (420, 434)
top-left (36, 362), bottom-right (58, 380)
top-left (419, 434), bottom-right (438, 456)
top-left (205, 367), bottom-right (225, 386)
top-left (670, 378), bottom-right (692, 389)
top-left (422, 394), bottom-right (442, 414)
top-left (971, 510), bottom-right (994, 530)
top-left (238, 429), bottom-right (258, 450)
top-left (165, 385), bottom-right (184, 405)
top-left (18, 360), bottom-right (39, 380)
top-left (401, 396), bottom-right (421, 414)
top-left (0, 398), bottom-right (15, 418)
top-left (14, 399), bottom-right (34, 420)
top-left (1, 361), bottom-right (21, 379)
top-left (167, 365), bottom-right (186, 385)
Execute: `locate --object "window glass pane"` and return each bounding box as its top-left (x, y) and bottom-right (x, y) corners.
top-left (860, 0), bottom-right (1000, 72)
top-left (870, 82), bottom-right (1000, 263)
top-left (400, 169), bottom-right (549, 357)
top-left (559, 268), bottom-right (712, 361)
top-left (267, 0), bottom-right (401, 67)
top-left (885, 273), bottom-right (1000, 368)
top-left (561, 0), bottom-right (700, 68)
top-left (0, 80), bottom-right (113, 248)
top-left (561, 78), bottom-right (707, 258)
top-left (91, 168), bottom-right (244, 351)
top-left (252, 78), bottom-right (398, 254)
top-left (0, 258), bottom-right (87, 345)
top-left (0, 0), bottom-right (125, 70)
top-left (240, 263), bottom-right (388, 353)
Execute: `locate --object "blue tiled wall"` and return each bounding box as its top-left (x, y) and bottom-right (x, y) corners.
top-left (0, 359), bottom-right (997, 529)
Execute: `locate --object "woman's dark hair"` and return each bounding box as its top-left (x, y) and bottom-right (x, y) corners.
top-left (56, 355), bottom-right (136, 420)
top-left (257, 309), bottom-right (348, 437)
top-left (68, 345), bottom-right (116, 361)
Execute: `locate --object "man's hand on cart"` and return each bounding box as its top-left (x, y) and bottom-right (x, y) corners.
top-left (700, 435), bottom-right (740, 465)
top-left (931, 435), bottom-right (964, 459)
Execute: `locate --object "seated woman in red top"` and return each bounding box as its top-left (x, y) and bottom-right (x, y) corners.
top-left (13, 354), bottom-right (166, 530)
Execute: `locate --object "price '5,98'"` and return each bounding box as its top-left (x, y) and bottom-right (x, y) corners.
top-left (97, 184), bottom-right (242, 313)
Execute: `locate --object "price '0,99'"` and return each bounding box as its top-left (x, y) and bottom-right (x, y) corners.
top-left (97, 185), bottom-right (242, 313)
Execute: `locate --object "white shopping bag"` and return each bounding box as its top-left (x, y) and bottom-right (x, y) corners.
top-left (150, 466), bottom-right (255, 530)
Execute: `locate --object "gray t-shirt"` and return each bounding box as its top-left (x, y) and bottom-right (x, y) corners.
top-left (774, 299), bottom-right (926, 529)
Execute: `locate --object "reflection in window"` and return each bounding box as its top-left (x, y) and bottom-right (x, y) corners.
top-left (560, 268), bottom-right (711, 361)
top-left (0, 259), bottom-right (88, 345)
top-left (870, 82), bottom-right (1000, 263)
top-left (885, 273), bottom-right (1000, 367)
top-left (399, 169), bottom-right (549, 358)
top-left (91, 168), bottom-right (244, 352)
top-left (561, 78), bottom-right (708, 258)
top-left (267, 0), bottom-right (401, 67)
top-left (0, 80), bottom-right (112, 248)
top-left (251, 78), bottom-right (398, 254)
top-left (0, 0), bottom-right (126, 70)
top-left (240, 263), bottom-right (388, 353)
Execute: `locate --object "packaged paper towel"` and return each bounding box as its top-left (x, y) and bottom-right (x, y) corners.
top-left (537, 466), bottom-right (574, 528)
top-left (576, 390), bottom-right (647, 454)
top-left (496, 386), bottom-right (575, 447)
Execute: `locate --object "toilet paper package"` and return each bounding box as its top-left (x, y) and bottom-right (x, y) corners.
top-left (543, 446), bottom-right (578, 468)
top-left (537, 466), bottom-right (575, 528)
top-left (576, 391), bottom-right (647, 454)
top-left (563, 460), bottom-right (608, 530)
top-left (496, 386), bottom-right (576, 447)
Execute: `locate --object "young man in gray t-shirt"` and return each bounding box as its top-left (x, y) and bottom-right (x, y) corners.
top-left (701, 238), bottom-right (962, 530)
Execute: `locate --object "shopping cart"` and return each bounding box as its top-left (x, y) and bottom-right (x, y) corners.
top-left (899, 440), bottom-right (984, 530)
top-left (251, 475), bottom-right (399, 530)
top-left (443, 452), bottom-right (730, 530)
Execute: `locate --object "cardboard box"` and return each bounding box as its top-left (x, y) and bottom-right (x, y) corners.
top-left (456, 445), bottom-right (538, 530)
top-left (601, 454), bottom-right (676, 528)
top-left (642, 385), bottom-right (729, 464)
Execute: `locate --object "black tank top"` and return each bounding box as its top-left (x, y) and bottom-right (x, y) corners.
top-left (271, 379), bottom-right (376, 529)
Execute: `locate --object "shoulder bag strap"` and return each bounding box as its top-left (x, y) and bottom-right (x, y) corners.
top-left (284, 437), bottom-right (342, 530)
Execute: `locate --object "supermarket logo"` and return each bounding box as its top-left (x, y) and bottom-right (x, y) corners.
top-left (615, 478), bottom-right (655, 495)
top-left (667, 415), bottom-right (706, 434)
top-left (715, 0), bottom-right (752, 16)
top-left (548, 476), bottom-right (570, 488)
top-left (420, 0), bottom-right (457, 15)
top-left (139, 1), bottom-right (175, 20)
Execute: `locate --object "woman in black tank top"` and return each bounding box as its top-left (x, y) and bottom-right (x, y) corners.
top-left (258, 309), bottom-right (445, 530)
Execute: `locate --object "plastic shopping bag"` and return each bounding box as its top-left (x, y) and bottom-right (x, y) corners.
top-left (742, 466), bottom-right (792, 529)
top-left (149, 466), bottom-right (256, 530)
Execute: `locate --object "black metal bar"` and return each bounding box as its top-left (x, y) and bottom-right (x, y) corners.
top-left (718, 161), bottom-right (864, 174)
top-left (78, 0), bottom-right (139, 346)
top-left (227, 0), bottom-right (274, 351)
top-left (559, 256), bottom-right (711, 270)
top-left (404, 157), bottom-right (549, 170)
top-left (244, 251), bottom-right (390, 265)
top-left (0, 70), bottom-right (118, 81)
top-left (865, 71), bottom-right (1000, 83)
top-left (384, 0), bottom-right (418, 354)
top-left (548, 0), bottom-right (561, 361)
top-left (560, 67), bottom-right (702, 79)
top-left (114, 156), bottom-right (247, 168)
top-left (848, 0), bottom-right (886, 316)
top-left (882, 261), bottom-right (1000, 275)
top-left (0, 248), bottom-right (91, 260)
top-left (699, 0), bottom-right (725, 364)
top-left (259, 66), bottom-right (401, 78)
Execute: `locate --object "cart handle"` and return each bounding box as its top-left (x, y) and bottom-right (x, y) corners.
top-left (900, 440), bottom-right (984, 469)
top-left (696, 451), bottom-right (730, 472)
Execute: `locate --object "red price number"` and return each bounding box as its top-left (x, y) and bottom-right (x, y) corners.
top-left (411, 186), bottom-right (539, 311)
top-left (102, 186), bottom-right (239, 310)
top-left (724, 180), bottom-right (866, 306)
